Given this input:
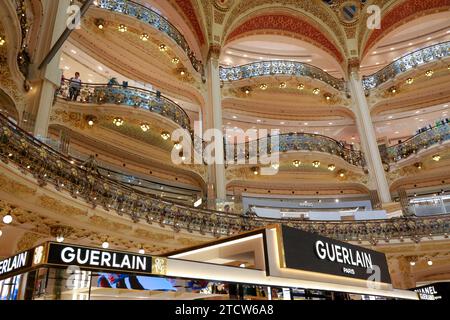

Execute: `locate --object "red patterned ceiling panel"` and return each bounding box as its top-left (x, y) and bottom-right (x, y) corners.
top-left (174, 0), bottom-right (205, 45)
top-left (226, 14), bottom-right (344, 63)
top-left (363, 0), bottom-right (450, 55)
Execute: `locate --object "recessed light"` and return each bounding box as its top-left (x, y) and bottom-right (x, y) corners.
top-left (306, 59), bottom-right (312, 62)
top-left (257, 119), bottom-right (261, 123)
top-left (395, 131), bottom-right (399, 134)
top-left (304, 122), bottom-right (308, 126)
top-left (427, 37), bottom-right (432, 40)
top-left (390, 47), bottom-right (395, 50)
top-left (408, 42), bottom-right (413, 46)
top-left (415, 110), bottom-right (420, 114)
top-left (376, 62), bottom-right (380, 65)
top-left (232, 116), bottom-right (237, 119)
top-left (388, 115), bottom-right (393, 119)
top-left (280, 122), bottom-right (285, 125)
top-left (70, 49), bottom-right (77, 54)
top-left (243, 54), bottom-right (248, 57)
top-left (98, 66), bottom-right (103, 71)
top-left (328, 122), bottom-right (333, 125)
top-left (372, 51), bottom-right (377, 54)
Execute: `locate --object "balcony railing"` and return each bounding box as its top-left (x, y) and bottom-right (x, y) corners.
top-left (384, 122), bottom-right (450, 162)
top-left (95, 0), bottom-right (203, 74)
top-left (225, 132), bottom-right (366, 168)
top-left (362, 42), bottom-right (450, 90)
top-left (1, 113), bottom-right (449, 242)
top-left (219, 60), bottom-right (346, 91)
top-left (57, 79), bottom-right (191, 131)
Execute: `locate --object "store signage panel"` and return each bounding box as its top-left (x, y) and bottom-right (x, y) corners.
top-left (413, 283), bottom-right (450, 300)
top-left (46, 243), bottom-right (154, 275)
top-left (280, 225), bottom-right (391, 283)
top-left (0, 249), bottom-right (34, 279)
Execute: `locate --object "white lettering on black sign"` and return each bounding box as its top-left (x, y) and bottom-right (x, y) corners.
top-left (315, 240), bottom-right (373, 268)
top-left (59, 247), bottom-right (148, 271)
top-left (0, 252), bottom-right (28, 275)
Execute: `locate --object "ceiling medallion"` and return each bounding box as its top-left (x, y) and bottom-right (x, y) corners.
top-left (335, 1), bottom-right (363, 26)
top-left (213, 0), bottom-right (234, 12)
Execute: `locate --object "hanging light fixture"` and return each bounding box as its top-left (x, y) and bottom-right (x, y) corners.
top-left (0, 36), bottom-right (5, 46)
top-left (297, 84), bottom-right (305, 90)
top-left (312, 88), bottom-right (320, 95)
top-left (113, 117), bottom-right (124, 127)
top-left (118, 24), bottom-right (127, 32)
top-left (159, 44), bottom-right (167, 51)
top-left (425, 70), bottom-right (434, 77)
top-left (56, 235), bottom-right (65, 243)
top-left (338, 170), bottom-right (345, 177)
top-left (259, 83), bottom-right (268, 90)
top-left (95, 19), bottom-right (105, 30)
top-left (405, 77), bottom-right (414, 85)
top-left (140, 33), bottom-right (149, 41)
top-left (328, 164), bottom-right (336, 171)
top-left (161, 131), bottom-right (171, 140)
top-left (174, 142), bottom-right (182, 150)
top-left (279, 82), bottom-right (287, 89)
top-left (140, 123), bottom-right (150, 132)
top-left (432, 154), bottom-right (441, 161)
top-left (414, 162), bottom-right (423, 169)
top-left (427, 258), bottom-right (433, 266)
top-left (389, 86), bottom-right (397, 94)
top-left (251, 167), bottom-right (259, 175)
top-left (172, 57), bottom-right (179, 64)
top-left (292, 160), bottom-right (301, 167)
top-left (2, 212), bottom-right (12, 224)
top-left (312, 161), bottom-right (320, 168)
top-left (102, 239), bottom-right (109, 249)
top-left (324, 93), bottom-right (332, 101)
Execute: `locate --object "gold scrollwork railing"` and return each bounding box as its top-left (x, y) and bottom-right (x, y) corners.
top-left (0, 113), bottom-right (449, 242)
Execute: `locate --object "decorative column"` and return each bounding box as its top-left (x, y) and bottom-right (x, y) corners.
top-left (30, 0), bottom-right (70, 138)
top-left (348, 64), bottom-right (392, 204)
top-left (204, 45), bottom-right (226, 209)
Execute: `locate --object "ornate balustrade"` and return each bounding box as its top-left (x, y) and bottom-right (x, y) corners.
top-left (384, 123), bottom-right (450, 163)
top-left (1, 114), bottom-right (449, 242)
top-left (58, 79), bottom-right (191, 131)
top-left (362, 42), bottom-right (450, 90)
top-left (225, 133), bottom-right (366, 168)
top-left (95, 0), bottom-right (203, 74)
top-left (219, 60), bottom-right (346, 91)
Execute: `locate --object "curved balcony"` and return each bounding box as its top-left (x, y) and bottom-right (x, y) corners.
top-left (383, 122), bottom-right (450, 163)
top-left (94, 0), bottom-right (203, 74)
top-left (219, 61), bottom-right (346, 91)
top-left (362, 42), bottom-right (450, 90)
top-left (57, 79), bottom-right (191, 131)
top-left (1, 113), bottom-right (449, 242)
top-left (225, 133), bottom-right (366, 168)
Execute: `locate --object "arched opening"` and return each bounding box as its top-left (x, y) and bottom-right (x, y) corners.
top-left (0, 88), bottom-right (19, 123)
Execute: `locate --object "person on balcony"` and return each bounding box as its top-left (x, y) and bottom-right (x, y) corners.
top-left (107, 77), bottom-right (119, 87)
top-left (68, 72), bottom-right (82, 101)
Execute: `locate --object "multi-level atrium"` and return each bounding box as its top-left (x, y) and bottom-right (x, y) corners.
top-left (0, 0), bottom-right (449, 303)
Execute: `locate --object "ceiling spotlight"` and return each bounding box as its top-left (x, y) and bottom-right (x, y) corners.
top-left (338, 170), bottom-right (345, 178)
top-left (140, 123), bottom-right (150, 132)
top-left (159, 44), bottom-right (167, 52)
top-left (88, 120), bottom-right (94, 126)
top-left (405, 78), bottom-right (414, 85)
top-left (425, 70), bottom-right (434, 77)
top-left (95, 19), bottom-right (105, 29)
top-left (335, 199), bottom-right (340, 203)
top-left (174, 142), bottom-right (182, 150)
top-left (102, 241), bottom-right (109, 249)
top-left (2, 213), bottom-right (12, 224)
top-left (0, 36), bottom-right (5, 46)
top-left (432, 154), bottom-right (441, 162)
top-left (172, 57), bottom-right (179, 64)
top-left (328, 164), bottom-right (336, 171)
top-left (324, 93), bottom-right (332, 101)
top-left (389, 86), bottom-right (397, 94)
top-left (140, 33), bottom-right (149, 41)
top-left (297, 84), bottom-right (305, 90)
top-left (85, 115), bottom-right (96, 126)
top-left (414, 162), bottom-right (422, 169)
top-left (139, 248), bottom-right (145, 254)
top-left (313, 88), bottom-right (320, 95)
top-left (312, 161), bottom-right (320, 168)
top-left (410, 261), bottom-right (416, 266)
top-left (118, 24), bottom-right (127, 32)
top-left (279, 82), bottom-right (287, 89)
top-left (179, 69), bottom-right (186, 76)
top-left (56, 235), bottom-right (65, 243)
top-left (161, 131), bottom-right (171, 140)
top-left (260, 83), bottom-right (268, 90)
top-left (292, 160), bottom-right (301, 167)
top-left (427, 259), bottom-right (433, 266)
top-left (113, 117), bottom-right (124, 127)
top-left (242, 87), bottom-right (252, 95)
top-left (251, 167), bottom-right (259, 175)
